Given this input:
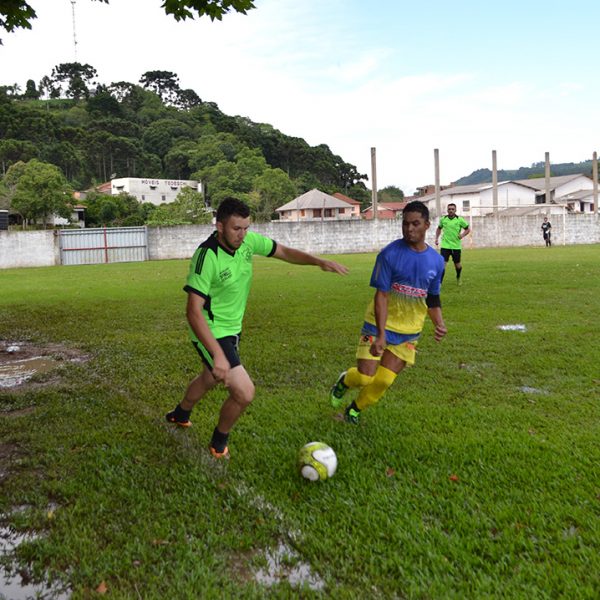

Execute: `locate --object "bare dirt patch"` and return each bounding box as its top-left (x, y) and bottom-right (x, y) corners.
top-left (0, 340), bottom-right (90, 390)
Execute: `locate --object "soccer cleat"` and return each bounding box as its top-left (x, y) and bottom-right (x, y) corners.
top-left (165, 410), bottom-right (192, 428)
top-left (209, 446), bottom-right (230, 460)
top-left (344, 406), bottom-right (361, 425)
top-left (329, 371), bottom-right (349, 408)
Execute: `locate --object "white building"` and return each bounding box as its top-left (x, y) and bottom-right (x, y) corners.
top-left (420, 174), bottom-right (596, 218)
top-left (110, 178), bottom-right (201, 206)
top-left (276, 189), bottom-right (358, 221)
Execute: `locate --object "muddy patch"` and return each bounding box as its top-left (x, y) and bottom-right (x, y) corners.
top-left (0, 340), bottom-right (89, 390)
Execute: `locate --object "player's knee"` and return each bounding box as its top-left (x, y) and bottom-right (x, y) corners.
top-left (232, 380), bottom-right (255, 406)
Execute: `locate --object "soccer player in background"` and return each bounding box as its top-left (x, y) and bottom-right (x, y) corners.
top-left (435, 203), bottom-right (471, 284)
top-left (167, 197), bottom-right (348, 458)
top-left (541, 217), bottom-right (552, 247)
top-left (329, 200), bottom-right (447, 424)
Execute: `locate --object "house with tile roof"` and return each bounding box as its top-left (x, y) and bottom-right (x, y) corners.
top-left (332, 192), bottom-right (362, 218)
top-left (362, 201), bottom-right (407, 220)
top-left (275, 189), bottom-right (358, 221)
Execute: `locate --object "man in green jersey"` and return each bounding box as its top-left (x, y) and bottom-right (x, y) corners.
top-left (166, 197), bottom-right (348, 458)
top-left (434, 203), bottom-right (471, 284)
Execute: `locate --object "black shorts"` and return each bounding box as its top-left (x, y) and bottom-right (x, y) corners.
top-left (192, 334), bottom-right (242, 370)
top-left (440, 248), bottom-right (462, 263)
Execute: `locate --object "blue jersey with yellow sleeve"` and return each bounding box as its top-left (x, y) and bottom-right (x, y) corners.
top-left (362, 239), bottom-right (444, 344)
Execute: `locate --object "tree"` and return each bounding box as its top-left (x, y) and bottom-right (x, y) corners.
top-left (10, 159), bottom-right (72, 228)
top-left (139, 71), bottom-right (180, 106)
top-left (23, 79), bottom-right (39, 99)
top-left (49, 63), bottom-right (98, 100)
top-left (1, 1), bottom-right (255, 42)
top-left (378, 185), bottom-right (404, 203)
top-left (83, 190), bottom-right (146, 227)
top-left (146, 186), bottom-right (211, 226)
top-left (162, 0), bottom-right (256, 21)
top-left (252, 167), bottom-right (296, 222)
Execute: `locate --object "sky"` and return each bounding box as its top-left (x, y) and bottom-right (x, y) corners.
top-left (1, 0), bottom-right (599, 194)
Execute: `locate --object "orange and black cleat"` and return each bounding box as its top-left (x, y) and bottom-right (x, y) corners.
top-left (165, 410), bottom-right (192, 428)
top-left (209, 446), bottom-right (230, 459)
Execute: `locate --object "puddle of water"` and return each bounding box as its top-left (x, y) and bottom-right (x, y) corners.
top-left (0, 525), bottom-right (70, 600)
top-left (497, 324), bottom-right (527, 331)
top-left (0, 357), bottom-right (61, 389)
top-left (519, 386), bottom-right (547, 394)
top-left (254, 542), bottom-right (325, 591)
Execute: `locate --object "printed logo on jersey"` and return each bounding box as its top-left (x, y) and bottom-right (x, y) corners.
top-left (219, 268), bottom-right (232, 282)
top-left (391, 282), bottom-right (427, 298)
top-left (241, 246), bottom-right (253, 262)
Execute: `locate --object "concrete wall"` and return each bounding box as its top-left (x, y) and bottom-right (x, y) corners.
top-left (0, 230), bottom-right (58, 268)
top-left (2, 214), bottom-right (599, 269)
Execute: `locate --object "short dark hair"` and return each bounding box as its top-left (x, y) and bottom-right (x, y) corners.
top-left (403, 200), bottom-right (429, 221)
top-left (447, 203), bottom-right (457, 209)
top-left (216, 197), bottom-right (250, 223)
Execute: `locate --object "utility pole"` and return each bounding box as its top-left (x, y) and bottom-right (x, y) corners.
top-left (434, 148), bottom-right (441, 218)
top-left (371, 147), bottom-right (378, 220)
top-left (492, 150), bottom-right (498, 214)
top-left (71, 0), bottom-right (78, 61)
top-left (593, 151), bottom-right (598, 214)
top-left (544, 152), bottom-right (551, 204)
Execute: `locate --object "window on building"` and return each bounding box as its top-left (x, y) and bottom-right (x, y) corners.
top-left (324, 208), bottom-right (333, 218)
top-left (462, 200), bottom-right (470, 211)
top-left (339, 207), bottom-right (345, 214)
top-left (141, 195), bottom-right (145, 201)
top-left (162, 195), bottom-right (166, 202)
top-left (313, 209), bottom-right (322, 218)
top-left (300, 210), bottom-right (305, 217)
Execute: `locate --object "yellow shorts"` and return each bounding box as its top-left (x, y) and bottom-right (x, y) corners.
top-left (355, 334), bottom-right (417, 365)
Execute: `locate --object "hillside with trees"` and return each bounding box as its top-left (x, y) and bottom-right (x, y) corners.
top-left (454, 159), bottom-right (595, 186)
top-left (0, 63), bottom-right (373, 226)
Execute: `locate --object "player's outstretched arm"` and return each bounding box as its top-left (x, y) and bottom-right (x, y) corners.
top-left (273, 244), bottom-right (348, 275)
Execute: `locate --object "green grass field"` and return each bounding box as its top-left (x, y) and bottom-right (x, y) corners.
top-left (1, 245), bottom-right (600, 599)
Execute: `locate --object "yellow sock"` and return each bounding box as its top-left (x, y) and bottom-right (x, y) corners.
top-left (344, 366), bottom-right (374, 388)
top-left (355, 365), bottom-right (397, 411)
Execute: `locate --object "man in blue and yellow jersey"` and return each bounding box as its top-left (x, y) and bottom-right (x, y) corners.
top-left (435, 203), bottom-right (471, 284)
top-left (329, 200), bottom-right (447, 424)
top-left (167, 197), bottom-right (348, 458)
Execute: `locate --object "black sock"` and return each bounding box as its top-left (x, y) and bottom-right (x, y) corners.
top-left (172, 404), bottom-right (191, 421)
top-left (456, 267), bottom-right (462, 280)
top-left (210, 427), bottom-right (229, 452)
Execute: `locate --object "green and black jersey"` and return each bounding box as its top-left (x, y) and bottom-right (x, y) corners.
top-left (184, 231), bottom-right (277, 340)
top-left (438, 215), bottom-right (469, 250)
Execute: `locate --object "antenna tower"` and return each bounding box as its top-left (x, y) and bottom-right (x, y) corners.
top-left (71, 0), bottom-right (78, 61)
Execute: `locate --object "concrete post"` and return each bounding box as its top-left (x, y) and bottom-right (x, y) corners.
top-left (434, 148), bottom-right (441, 218)
top-left (492, 149), bottom-right (498, 214)
top-left (371, 147), bottom-right (378, 220)
top-left (545, 152), bottom-right (551, 204)
top-left (593, 151), bottom-right (598, 214)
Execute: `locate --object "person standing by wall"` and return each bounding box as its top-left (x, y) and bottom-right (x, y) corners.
top-left (541, 217), bottom-right (552, 247)
top-left (435, 203), bottom-right (471, 285)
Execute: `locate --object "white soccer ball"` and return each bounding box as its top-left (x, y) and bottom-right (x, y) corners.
top-left (298, 442), bottom-right (337, 481)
